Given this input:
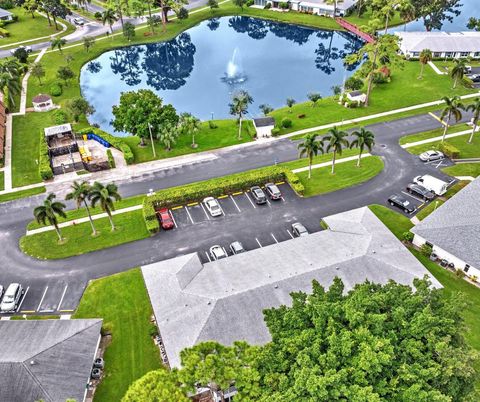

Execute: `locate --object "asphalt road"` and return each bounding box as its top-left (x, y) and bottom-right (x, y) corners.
top-left (0, 109), bottom-right (473, 315)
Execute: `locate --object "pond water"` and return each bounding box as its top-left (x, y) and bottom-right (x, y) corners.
top-left (80, 17), bottom-right (363, 135)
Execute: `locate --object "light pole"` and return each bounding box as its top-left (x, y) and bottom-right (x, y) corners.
top-left (148, 123), bottom-right (156, 158)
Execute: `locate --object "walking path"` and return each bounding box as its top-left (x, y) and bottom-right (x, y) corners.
top-left (291, 153), bottom-right (371, 173)
top-left (401, 129), bottom-right (471, 148)
top-left (428, 61), bottom-right (446, 75)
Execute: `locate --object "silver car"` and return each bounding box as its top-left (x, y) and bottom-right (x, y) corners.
top-left (209, 245), bottom-right (227, 260)
top-left (292, 222), bottom-right (309, 237)
top-left (203, 197), bottom-right (223, 217)
top-left (0, 283), bottom-right (23, 313)
top-left (419, 150), bottom-right (444, 162)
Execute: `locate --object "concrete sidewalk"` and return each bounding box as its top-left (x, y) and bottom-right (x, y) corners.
top-left (401, 129), bottom-right (471, 148)
top-left (292, 153), bottom-right (370, 173)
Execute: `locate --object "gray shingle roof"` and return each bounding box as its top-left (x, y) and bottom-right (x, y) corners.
top-left (0, 8), bottom-right (13, 18)
top-left (253, 117), bottom-right (275, 127)
top-left (0, 319), bottom-right (102, 402)
top-left (396, 31), bottom-right (480, 53)
top-left (412, 177), bottom-right (480, 268)
top-left (142, 207), bottom-right (440, 368)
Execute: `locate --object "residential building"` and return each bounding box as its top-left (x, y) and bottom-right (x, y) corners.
top-left (412, 178), bottom-right (480, 278)
top-left (0, 8), bottom-right (13, 21)
top-left (253, 116), bottom-right (275, 138)
top-left (253, 0), bottom-right (358, 17)
top-left (142, 206), bottom-right (440, 368)
top-left (395, 31), bottom-right (480, 59)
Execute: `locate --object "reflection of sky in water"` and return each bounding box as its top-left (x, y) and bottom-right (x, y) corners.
top-left (81, 17), bottom-right (364, 136)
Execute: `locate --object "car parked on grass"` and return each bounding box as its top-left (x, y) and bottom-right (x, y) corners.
top-left (406, 183), bottom-right (435, 201)
top-left (229, 241), bottom-right (245, 255)
top-left (419, 150), bottom-right (444, 162)
top-left (203, 197), bottom-right (223, 217)
top-left (265, 183), bottom-right (282, 200)
top-left (250, 186), bottom-right (267, 204)
top-left (292, 222), bottom-right (309, 237)
top-left (387, 194), bottom-right (416, 214)
top-left (209, 245), bottom-right (227, 260)
top-left (156, 208), bottom-right (174, 230)
top-left (0, 283), bottom-right (24, 313)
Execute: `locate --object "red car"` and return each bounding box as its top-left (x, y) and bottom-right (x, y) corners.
top-left (156, 208), bottom-right (174, 230)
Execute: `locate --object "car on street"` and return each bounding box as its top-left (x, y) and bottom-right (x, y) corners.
top-left (292, 222), bottom-right (309, 237)
top-left (406, 183), bottom-right (435, 201)
top-left (156, 208), bottom-right (174, 230)
top-left (229, 241), bottom-right (245, 255)
top-left (10, 45), bottom-right (32, 55)
top-left (250, 186), bottom-right (267, 204)
top-left (387, 194), bottom-right (416, 213)
top-left (73, 17), bottom-right (85, 25)
top-left (265, 183), bottom-right (282, 200)
top-left (419, 150), bottom-right (444, 162)
top-left (0, 283), bottom-right (24, 313)
top-left (203, 197), bottom-right (223, 217)
top-left (209, 245), bottom-right (227, 260)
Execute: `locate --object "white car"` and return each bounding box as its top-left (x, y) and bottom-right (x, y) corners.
top-left (292, 222), bottom-right (309, 237)
top-left (209, 245), bottom-right (227, 260)
top-left (203, 197), bottom-right (223, 217)
top-left (419, 150), bottom-right (444, 162)
top-left (73, 17), bottom-right (85, 26)
top-left (0, 283), bottom-right (24, 313)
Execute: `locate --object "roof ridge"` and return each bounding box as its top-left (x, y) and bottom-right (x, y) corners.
top-left (21, 362), bottom-right (54, 402)
top-left (192, 299), bottom-right (218, 345)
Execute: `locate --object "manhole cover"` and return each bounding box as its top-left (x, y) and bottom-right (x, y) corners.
top-left (380, 144), bottom-right (387, 148)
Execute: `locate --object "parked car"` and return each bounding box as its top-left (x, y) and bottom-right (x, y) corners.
top-left (250, 186), bottom-right (267, 204)
top-left (203, 197), bottom-right (223, 217)
top-left (209, 245), bottom-right (227, 260)
top-left (387, 194), bottom-right (416, 213)
top-left (265, 183), bottom-right (282, 200)
top-left (292, 222), bottom-right (309, 237)
top-left (73, 17), bottom-right (85, 25)
top-left (10, 45), bottom-right (32, 55)
top-left (156, 208), bottom-right (174, 230)
top-left (0, 283), bottom-right (24, 313)
top-left (0, 285), bottom-right (4, 301)
top-left (229, 241), bottom-right (245, 255)
top-left (406, 183), bottom-right (435, 201)
top-left (419, 150), bottom-right (444, 162)
top-left (468, 74), bottom-right (480, 83)
top-left (413, 174), bottom-right (448, 196)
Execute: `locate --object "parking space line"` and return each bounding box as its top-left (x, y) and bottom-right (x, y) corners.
top-left (20, 310), bottom-right (35, 313)
top-left (17, 286), bottom-right (29, 312)
top-left (57, 285), bottom-right (68, 311)
top-left (287, 230), bottom-right (294, 239)
top-left (230, 195), bottom-right (242, 212)
top-left (185, 207), bottom-right (195, 224)
top-left (266, 198), bottom-right (271, 206)
top-left (187, 202), bottom-right (198, 207)
top-left (232, 191), bottom-right (243, 196)
top-left (171, 205), bottom-right (183, 210)
top-left (275, 181), bottom-right (285, 185)
top-left (245, 193), bottom-right (256, 209)
top-left (281, 196), bottom-right (286, 202)
top-left (36, 286), bottom-right (48, 312)
top-left (271, 233), bottom-right (279, 243)
top-left (171, 212), bottom-right (178, 228)
top-left (255, 238), bottom-right (263, 248)
top-left (205, 251), bottom-right (212, 262)
top-left (401, 191), bottom-right (425, 203)
top-left (59, 309), bottom-right (75, 312)
top-left (200, 202), bottom-right (211, 220)
top-left (218, 195), bottom-right (228, 199)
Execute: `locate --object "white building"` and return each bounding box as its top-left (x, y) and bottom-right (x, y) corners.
top-left (396, 31), bottom-right (480, 59)
top-left (32, 94), bottom-right (54, 112)
top-left (253, 116), bottom-right (275, 138)
top-left (412, 177), bottom-right (480, 278)
top-left (0, 8), bottom-right (13, 21)
top-left (253, 0), bottom-right (358, 17)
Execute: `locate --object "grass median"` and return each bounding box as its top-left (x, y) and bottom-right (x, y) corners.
top-left (0, 186), bottom-right (45, 203)
top-left (405, 131), bottom-right (480, 158)
top-left (443, 163), bottom-right (480, 178)
top-left (73, 268), bottom-right (161, 402)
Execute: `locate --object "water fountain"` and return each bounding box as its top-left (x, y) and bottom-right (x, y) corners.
top-left (222, 47), bottom-right (247, 85)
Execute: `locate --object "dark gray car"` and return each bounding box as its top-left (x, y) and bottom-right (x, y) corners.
top-left (406, 183), bottom-right (435, 201)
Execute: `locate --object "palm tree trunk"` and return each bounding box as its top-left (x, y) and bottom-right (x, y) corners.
top-left (331, 151), bottom-right (336, 174)
top-left (148, 3), bottom-right (154, 33)
top-left (54, 224), bottom-right (63, 241)
top-left (107, 210), bottom-right (116, 230)
top-left (357, 149), bottom-right (362, 167)
top-left (468, 123), bottom-right (477, 143)
top-left (384, 13), bottom-right (389, 34)
top-left (52, 15), bottom-right (59, 30)
top-left (45, 11), bottom-right (52, 26)
top-left (308, 155), bottom-right (312, 179)
top-left (83, 200), bottom-right (97, 235)
top-left (192, 132), bottom-right (196, 147)
top-left (441, 114), bottom-right (451, 143)
top-left (238, 115), bottom-right (243, 140)
top-left (365, 45), bottom-right (379, 107)
top-left (453, 76), bottom-right (458, 89)
top-left (419, 63), bottom-right (425, 79)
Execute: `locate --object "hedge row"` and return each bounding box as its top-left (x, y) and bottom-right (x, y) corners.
top-left (39, 130), bottom-right (53, 180)
top-left (77, 127), bottom-right (134, 165)
top-left (439, 141), bottom-right (460, 159)
top-left (142, 166), bottom-right (304, 234)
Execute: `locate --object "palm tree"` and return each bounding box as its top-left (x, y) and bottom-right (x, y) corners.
top-left (180, 113), bottom-right (202, 148)
top-left (33, 193), bottom-right (67, 242)
top-left (102, 8), bottom-right (118, 34)
top-left (88, 182), bottom-right (121, 231)
top-left (466, 97), bottom-right (480, 144)
top-left (297, 134), bottom-right (324, 179)
top-left (440, 96), bottom-right (464, 142)
top-left (0, 72), bottom-right (21, 108)
top-left (350, 128), bottom-right (375, 167)
top-left (51, 37), bottom-right (66, 53)
top-left (325, 127), bottom-right (349, 174)
top-left (286, 98), bottom-right (296, 113)
top-left (450, 58), bottom-right (466, 89)
top-left (65, 181), bottom-right (96, 235)
top-left (259, 104), bottom-right (273, 116)
top-left (229, 90), bottom-right (253, 140)
top-left (418, 49), bottom-right (432, 79)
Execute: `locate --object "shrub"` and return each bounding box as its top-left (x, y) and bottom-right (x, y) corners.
top-left (455, 269), bottom-right (466, 278)
top-left (0, 0), bottom-right (14, 9)
top-left (177, 7), bottom-right (189, 19)
top-left (52, 109), bottom-right (68, 124)
top-left (297, 114), bottom-right (306, 119)
top-left (94, 11), bottom-right (102, 19)
top-left (420, 243), bottom-right (433, 257)
top-left (439, 141), bottom-right (460, 159)
top-left (208, 120), bottom-right (218, 129)
top-left (471, 275), bottom-right (478, 283)
top-left (49, 83), bottom-right (62, 97)
top-left (39, 130), bottom-right (53, 181)
top-left (271, 128), bottom-right (281, 136)
top-left (402, 231), bottom-right (414, 242)
top-left (246, 0), bottom-right (254, 5)
top-left (281, 117), bottom-right (292, 128)
top-left (344, 76), bottom-right (363, 91)
top-left (279, 1), bottom-right (289, 9)
top-left (107, 149), bottom-right (116, 169)
top-left (148, 323), bottom-right (159, 338)
top-left (101, 322), bottom-right (113, 336)
top-left (0, 27), bottom-right (9, 37)
top-left (264, 2), bottom-right (271, 8)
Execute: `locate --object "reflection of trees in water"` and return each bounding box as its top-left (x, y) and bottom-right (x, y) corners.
top-left (228, 16), bottom-right (269, 39)
top-left (315, 31), bottom-right (364, 74)
top-left (141, 33), bottom-right (196, 91)
top-left (86, 61), bottom-right (102, 74)
top-left (267, 21), bottom-right (314, 45)
top-left (110, 47), bottom-right (144, 86)
top-left (207, 18), bottom-right (220, 31)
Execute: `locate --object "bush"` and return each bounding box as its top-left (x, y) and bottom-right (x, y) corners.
top-left (402, 231), bottom-right (414, 242)
top-left (281, 117), bottom-right (292, 128)
top-left (271, 128), bottom-right (281, 137)
top-left (52, 109), bottom-right (68, 124)
top-left (101, 322), bottom-right (113, 336)
top-left (77, 127), bottom-right (134, 165)
top-left (177, 7), bottom-right (189, 19)
top-left (49, 83), bottom-right (63, 97)
top-left (0, 27), bottom-right (9, 38)
top-left (0, 0), bottom-right (14, 9)
top-left (279, 1), bottom-right (289, 9)
top-left (420, 243), bottom-right (433, 257)
top-left (439, 141), bottom-right (460, 159)
top-left (246, 0), bottom-right (254, 5)
top-left (148, 323), bottom-right (159, 338)
top-left (94, 11), bottom-right (102, 20)
top-left (209, 120), bottom-right (218, 129)
top-left (39, 130), bottom-right (53, 181)
top-left (107, 149), bottom-right (116, 169)
top-left (344, 76), bottom-right (363, 91)
top-left (264, 2), bottom-right (271, 8)
top-left (455, 269), bottom-right (466, 278)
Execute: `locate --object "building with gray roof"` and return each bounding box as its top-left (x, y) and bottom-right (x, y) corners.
top-left (0, 319), bottom-right (102, 402)
top-left (412, 177), bottom-right (480, 278)
top-left (0, 8), bottom-right (13, 21)
top-left (142, 207), bottom-right (439, 368)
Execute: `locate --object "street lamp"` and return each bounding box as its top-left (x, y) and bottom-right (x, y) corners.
top-left (148, 123), bottom-right (156, 158)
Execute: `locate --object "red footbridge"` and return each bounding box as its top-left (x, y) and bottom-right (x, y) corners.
top-left (335, 18), bottom-right (375, 43)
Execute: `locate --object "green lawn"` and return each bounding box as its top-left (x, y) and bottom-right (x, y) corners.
top-left (406, 133), bottom-right (480, 158)
top-left (297, 156), bottom-right (384, 197)
top-left (399, 124), bottom-right (471, 145)
top-left (0, 171), bottom-right (4, 191)
top-left (345, 9), bottom-right (404, 29)
top-left (20, 209), bottom-right (149, 259)
top-left (415, 199), bottom-right (445, 221)
top-left (369, 204), bottom-right (413, 239)
top-left (443, 163), bottom-right (480, 178)
top-left (280, 148), bottom-right (359, 170)
top-left (73, 268), bottom-right (161, 402)
top-left (0, 186), bottom-right (45, 203)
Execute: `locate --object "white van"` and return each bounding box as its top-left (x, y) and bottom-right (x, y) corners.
top-left (0, 283), bottom-right (24, 313)
top-left (413, 175), bottom-right (449, 196)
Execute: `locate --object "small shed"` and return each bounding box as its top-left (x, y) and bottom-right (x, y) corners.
top-left (346, 90), bottom-right (367, 104)
top-left (32, 94), bottom-right (54, 112)
top-left (253, 117), bottom-right (275, 138)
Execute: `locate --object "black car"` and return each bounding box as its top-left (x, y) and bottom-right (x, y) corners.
top-left (250, 186), bottom-right (267, 204)
top-left (388, 194), bottom-right (416, 213)
top-left (265, 183), bottom-right (282, 200)
top-left (406, 183), bottom-right (435, 201)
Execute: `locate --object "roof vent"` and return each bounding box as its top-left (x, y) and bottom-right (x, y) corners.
top-left (30, 360), bottom-right (35, 366)
top-left (274, 285), bottom-right (279, 289)
top-left (207, 301), bottom-right (211, 305)
top-left (372, 250), bottom-right (376, 254)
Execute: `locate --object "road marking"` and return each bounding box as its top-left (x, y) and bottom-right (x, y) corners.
top-left (218, 195), bottom-right (228, 199)
top-left (171, 205), bottom-right (183, 210)
top-left (270, 233), bottom-right (279, 243)
top-left (170, 212), bottom-right (178, 228)
top-left (255, 238), bottom-right (263, 248)
top-left (39, 309), bottom-right (55, 313)
top-left (401, 191), bottom-right (425, 203)
top-left (57, 285), bottom-right (68, 311)
top-left (59, 309), bottom-right (75, 312)
top-left (187, 202), bottom-right (198, 206)
top-left (281, 196), bottom-right (286, 202)
top-left (37, 286), bottom-right (48, 312)
top-left (435, 160), bottom-right (446, 169)
top-left (266, 198), bottom-right (271, 206)
top-left (230, 195), bottom-right (241, 212)
top-left (17, 286), bottom-right (29, 312)
top-left (232, 191), bottom-right (243, 196)
top-left (20, 310), bottom-right (35, 313)
top-left (287, 230), bottom-right (294, 239)
top-left (245, 193), bottom-right (256, 209)
top-left (185, 207), bottom-right (195, 224)
top-left (199, 202), bottom-right (211, 220)
top-left (428, 112), bottom-right (447, 126)
top-left (205, 251), bottom-right (211, 262)
top-left (275, 181), bottom-right (285, 185)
